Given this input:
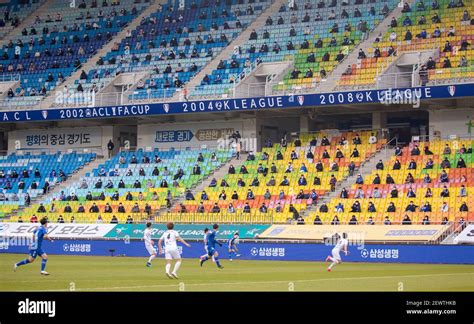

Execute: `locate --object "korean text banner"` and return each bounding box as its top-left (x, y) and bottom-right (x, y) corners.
top-left (259, 225), bottom-right (449, 241)
top-left (104, 224), bottom-right (269, 240)
top-left (0, 223), bottom-right (116, 239)
top-left (1, 239), bottom-right (472, 264)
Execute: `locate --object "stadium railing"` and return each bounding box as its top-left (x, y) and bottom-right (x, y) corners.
top-left (0, 74), bottom-right (21, 83)
top-left (0, 73), bottom-right (473, 111)
top-left (414, 134), bottom-right (474, 142)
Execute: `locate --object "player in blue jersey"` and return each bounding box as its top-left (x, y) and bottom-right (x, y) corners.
top-left (227, 232), bottom-right (240, 261)
top-left (200, 223), bottom-right (224, 269)
top-left (14, 217), bottom-right (53, 275)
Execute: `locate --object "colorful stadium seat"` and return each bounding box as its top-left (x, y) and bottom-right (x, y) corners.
top-left (338, 0), bottom-right (474, 89)
top-left (0, 151), bottom-right (96, 219)
top-left (0, 0), bottom-right (148, 108)
top-left (10, 148), bottom-right (233, 223)
top-left (164, 130), bottom-right (384, 224)
top-left (311, 138), bottom-right (474, 225)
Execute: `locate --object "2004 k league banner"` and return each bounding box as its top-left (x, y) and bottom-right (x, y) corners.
top-left (0, 83), bottom-right (470, 122)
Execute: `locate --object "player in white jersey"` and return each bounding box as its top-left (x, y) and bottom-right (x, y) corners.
top-left (200, 228), bottom-right (209, 257)
top-left (158, 222), bottom-right (191, 279)
top-left (144, 222), bottom-right (156, 267)
top-left (325, 232), bottom-right (349, 272)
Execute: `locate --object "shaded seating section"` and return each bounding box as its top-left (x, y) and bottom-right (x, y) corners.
top-left (0, 0), bottom-right (149, 108)
top-left (190, 0), bottom-right (401, 99)
top-left (70, 0), bottom-right (271, 104)
top-left (10, 148), bottom-right (233, 223)
top-left (338, 0), bottom-right (474, 89)
top-left (310, 139), bottom-right (474, 225)
top-left (0, 1), bottom-right (45, 39)
top-left (0, 151), bottom-right (96, 219)
top-left (165, 130), bottom-right (383, 224)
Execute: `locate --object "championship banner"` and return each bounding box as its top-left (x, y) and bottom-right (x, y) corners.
top-left (453, 225), bottom-right (474, 244)
top-left (259, 225), bottom-right (449, 242)
top-left (0, 223), bottom-right (116, 239)
top-left (104, 224), bottom-right (269, 240)
top-left (0, 83), bottom-right (472, 123)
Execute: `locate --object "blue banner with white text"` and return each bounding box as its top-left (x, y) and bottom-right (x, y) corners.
top-left (0, 83), bottom-right (471, 123)
top-left (1, 239), bottom-right (472, 264)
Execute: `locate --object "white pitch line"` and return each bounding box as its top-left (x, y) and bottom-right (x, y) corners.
top-left (13, 272), bottom-right (474, 292)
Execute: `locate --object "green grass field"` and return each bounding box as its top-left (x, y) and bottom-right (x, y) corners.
top-left (1, 254), bottom-right (473, 291)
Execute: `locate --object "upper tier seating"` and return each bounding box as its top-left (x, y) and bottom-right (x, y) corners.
top-left (309, 138), bottom-right (474, 225)
top-left (338, 0), bottom-right (474, 89)
top-left (0, 0), bottom-right (149, 109)
top-left (189, 0), bottom-right (401, 99)
top-left (68, 0), bottom-right (271, 105)
top-left (0, 1), bottom-right (45, 39)
top-left (9, 148), bottom-right (233, 223)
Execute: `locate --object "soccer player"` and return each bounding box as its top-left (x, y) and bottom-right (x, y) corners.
top-left (158, 222), bottom-right (190, 279)
top-left (199, 228), bottom-right (210, 259)
top-left (228, 232), bottom-right (240, 261)
top-left (144, 222), bottom-right (156, 267)
top-left (14, 217), bottom-right (53, 275)
top-left (325, 232), bottom-right (349, 272)
top-left (199, 227), bottom-right (216, 263)
top-left (200, 223), bottom-right (224, 269)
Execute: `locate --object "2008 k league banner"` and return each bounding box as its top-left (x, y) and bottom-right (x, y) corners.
top-left (1, 83), bottom-right (471, 122)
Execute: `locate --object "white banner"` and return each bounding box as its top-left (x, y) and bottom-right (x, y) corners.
top-left (138, 121), bottom-right (244, 149)
top-left (9, 127), bottom-right (103, 151)
top-left (0, 223), bottom-right (116, 239)
top-left (454, 225), bottom-right (474, 244)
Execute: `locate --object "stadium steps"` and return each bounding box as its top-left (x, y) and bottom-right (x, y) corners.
top-left (155, 153), bottom-right (247, 218)
top-left (317, 0), bottom-right (418, 93)
top-left (440, 223), bottom-right (469, 244)
top-left (0, 0), bottom-right (49, 44)
top-left (36, 0), bottom-right (166, 110)
top-left (0, 79), bottom-right (21, 99)
top-left (301, 143), bottom-right (395, 218)
top-left (2, 153), bottom-right (106, 220)
top-left (170, 0), bottom-right (289, 102)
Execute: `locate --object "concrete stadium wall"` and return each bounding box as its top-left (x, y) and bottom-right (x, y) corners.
top-left (429, 108), bottom-right (474, 139)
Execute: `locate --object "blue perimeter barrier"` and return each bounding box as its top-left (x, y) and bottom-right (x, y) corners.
top-left (1, 240), bottom-right (473, 264)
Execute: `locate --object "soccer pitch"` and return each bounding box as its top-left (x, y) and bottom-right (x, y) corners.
top-left (1, 254), bottom-right (473, 292)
